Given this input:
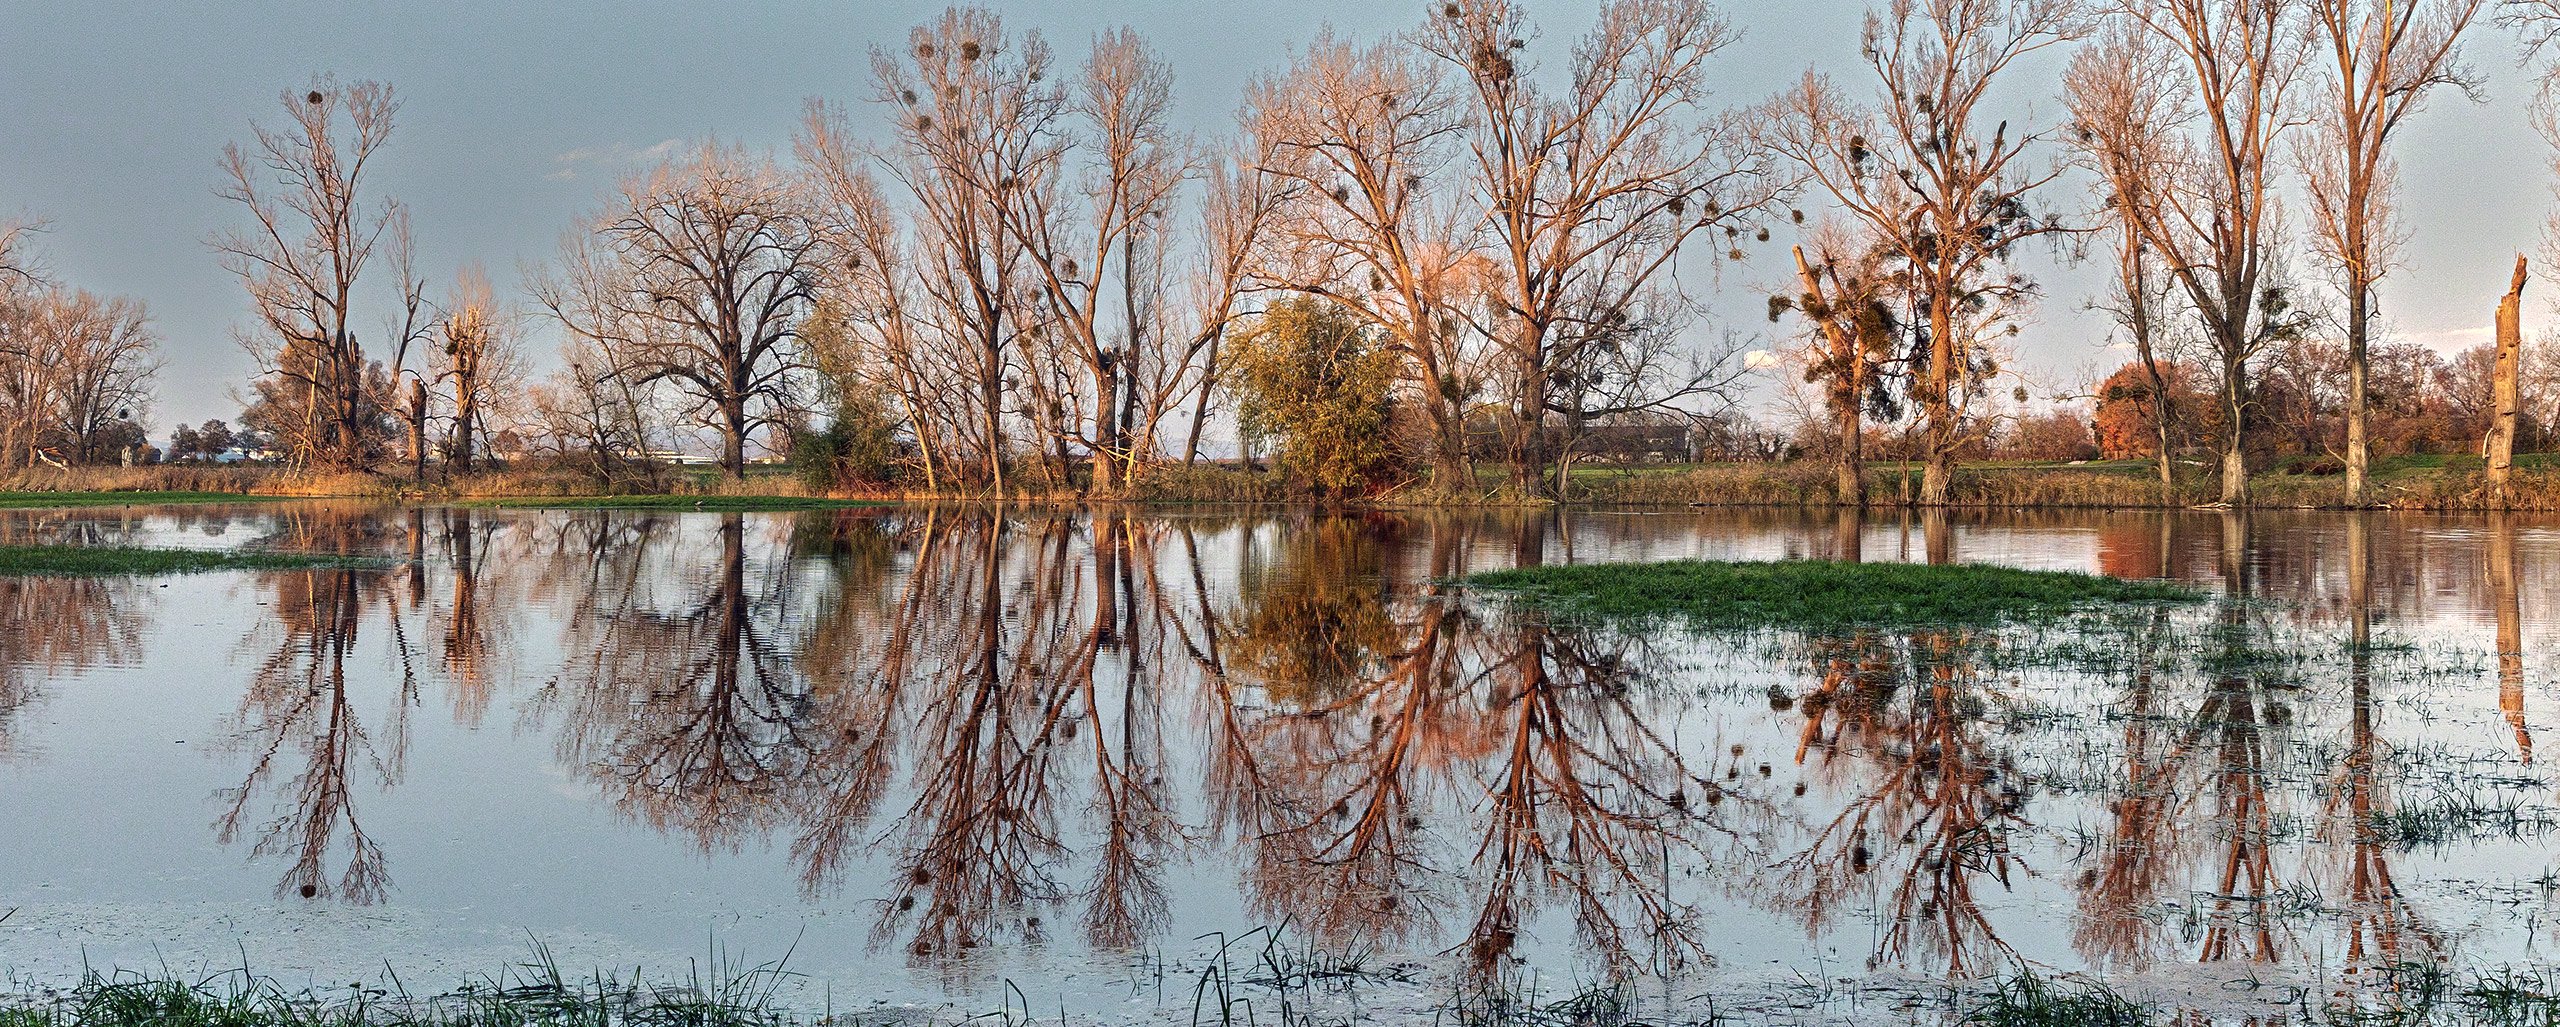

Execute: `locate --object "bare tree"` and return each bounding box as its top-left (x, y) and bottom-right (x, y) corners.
top-left (537, 144), bottom-right (818, 480)
top-left (1245, 31), bottom-right (1478, 487)
top-left (2068, 19), bottom-right (2190, 497)
top-left (1159, 151), bottom-right (1279, 470)
top-left (801, 108), bottom-right (956, 490)
top-left (2302, 0), bottom-right (2484, 505)
top-left (1000, 27), bottom-right (1188, 491)
top-left (1769, 0), bottom-right (2086, 507)
top-left (871, 7), bottom-right (1058, 493)
top-left (432, 265), bottom-right (524, 473)
top-left (2108, 0), bottom-right (2313, 506)
top-left (1419, 0), bottom-right (1779, 498)
top-left (0, 289), bottom-right (160, 468)
top-left (214, 78), bottom-right (409, 471)
top-left (527, 335), bottom-right (661, 488)
top-left (0, 220), bottom-right (34, 290)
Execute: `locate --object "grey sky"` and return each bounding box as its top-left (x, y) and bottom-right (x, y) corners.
top-left (0, 1), bottom-right (2547, 431)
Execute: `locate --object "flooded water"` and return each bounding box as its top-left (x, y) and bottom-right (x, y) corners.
top-left (4, 503), bottom-right (2559, 1023)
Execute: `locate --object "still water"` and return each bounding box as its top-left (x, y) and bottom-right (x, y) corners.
top-left (3, 503), bottom-right (2558, 1022)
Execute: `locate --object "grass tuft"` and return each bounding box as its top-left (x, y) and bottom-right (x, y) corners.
top-left (1964, 973), bottom-right (2154, 1027)
top-left (1464, 559), bottom-right (2199, 630)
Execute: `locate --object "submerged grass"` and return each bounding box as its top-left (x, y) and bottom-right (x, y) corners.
top-left (0, 544), bottom-right (391, 577)
top-left (1464, 559), bottom-right (2200, 630)
top-left (0, 946), bottom-right (799, 1027)
top-left (1964, 973), bottom-right (2153, 1027)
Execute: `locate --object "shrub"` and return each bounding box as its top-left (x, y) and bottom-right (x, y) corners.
top-left (790, 392), bottom-right (909, 494)
top-left (1229, 297), bottom-right (1401, 498)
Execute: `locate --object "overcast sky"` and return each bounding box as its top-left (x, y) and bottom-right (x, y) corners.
top-left (0, 1), bottom-right (2548, 432)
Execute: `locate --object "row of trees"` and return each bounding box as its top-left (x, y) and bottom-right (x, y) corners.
top-left (19, 1), bottom-right (2560, 503)
top-left (1768, 0), bottom-right (2546, 507)
top-left (0, 222), bottom-right (160, 470)
top-left (198, 3), bottom-right (1782, 495)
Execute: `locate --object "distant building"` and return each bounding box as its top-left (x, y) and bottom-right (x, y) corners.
top-left (641, 449), bottom-right (721, 467)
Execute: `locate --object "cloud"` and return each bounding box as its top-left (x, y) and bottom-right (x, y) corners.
top-left (546, 140), bottom-right (687, 183)
top-left (2403, 326), bottom-right (2493, 355)
top-left (1743, 348), bottom-right (1781, 370)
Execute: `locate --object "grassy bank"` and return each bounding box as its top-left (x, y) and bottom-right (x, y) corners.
top-left (0, 544), bottom-right (391, 577)
top-left (0, 491), bottom-right (279, 509)
top-left (1574, 453), bottom-right (2560, 510)
top-left (1465, 559), bottom-right (2199, 630)
top-left (454, 494), bottom-right (894, 512)
top-left (13, 454), bottom-right (2560, 511)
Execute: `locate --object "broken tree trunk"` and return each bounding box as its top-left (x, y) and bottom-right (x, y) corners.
top-left (2488, 256), bottom-right (2529, 497)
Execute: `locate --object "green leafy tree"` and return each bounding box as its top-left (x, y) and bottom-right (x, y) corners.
top-left (1230, 297), bottom-right (1400, 497)
top-left (790, 389), bottom-right (909, 493)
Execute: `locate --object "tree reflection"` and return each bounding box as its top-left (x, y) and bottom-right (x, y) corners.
top-left (2326, 515), bottom-right (2434, 980)
top-left (1209, 514), bottom-right (1719, 978)
top-left (434, 507), bottom-right (507, 726)
top-left (0, 574), bottom-right (152, 758)
top-left (2491, 513), bottom-right (2532, 763)
top-left (123, 502), bottom-right (2537, 986)
top-left (217, 565), bottom-right (404, 904)
top-left (1780, 628), bottom-right (2027, 975)
top-left (212, 505), bottom-right (425, 904)
top-left (541, 513), bottom-right (821, 851)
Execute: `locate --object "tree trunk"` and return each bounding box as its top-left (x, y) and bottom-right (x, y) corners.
top-left (2151, 391), bottom-right (2174, 500)
top-left (2125, 256), bottom-right (2174, 502)
top-left (2488, 255), bottom-right (2530, 497)
top-left (1425, 393), bottom-right (1468, 492)
top-left (1508, 361), bottom-right (1551, 500)
top-left (2219, 347), bottom-right (2250, 506)
top-left (453, 385), bottom-right (477, 474)
top-left (1921, 446), bottom-right (1953, 508)
top-left (406, 377), bottom-right (428, 482)
top-left (1834, 394), bottom-right (1865, 507)
top-left (1183, 334), bottom-right (1218, 468)
top-left (2344, 280), bottom-right (2372, 506)
top-left (1920, 291), bottom-right (1956, 507)
top-left (981, 356), bottom-right (1006, 495)
top-left (721, 392), bottom-right (748, 482)
top-left (1092, 360), bottom-right (1119, 493)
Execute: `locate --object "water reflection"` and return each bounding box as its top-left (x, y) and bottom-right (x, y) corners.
top-left (219, 561), bottom-right (409, 903)
top-left (0, 574), bottom-right (150, 757)
top-left (1781, 627), bottom-right (2026, 975)
top-left (5, 504), bottom-right (2557, 998)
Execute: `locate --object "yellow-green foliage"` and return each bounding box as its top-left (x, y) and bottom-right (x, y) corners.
top-left (1229, 297), bottom-right (1401, 497)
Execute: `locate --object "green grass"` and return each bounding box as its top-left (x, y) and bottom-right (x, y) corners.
top-left (0, 544), bottom-right (392, 577)
top-left (0, 491), bottom-right (272, 509)
top-left (1463, 558), bottom-right (2200, 630)
top-left (0, 952), bottom-right (800, 1027)
top-left (452, 495), bottom-right (891, 512)
top-left (1964, 973), bottom-right (2154, 1027)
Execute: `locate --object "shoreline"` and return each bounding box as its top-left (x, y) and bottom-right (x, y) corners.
top-left (7, 456), bottom-right (2560, 512)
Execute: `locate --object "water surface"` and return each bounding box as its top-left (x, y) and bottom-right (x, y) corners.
top-left (3, 504), bottom-right (2556, 1022)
